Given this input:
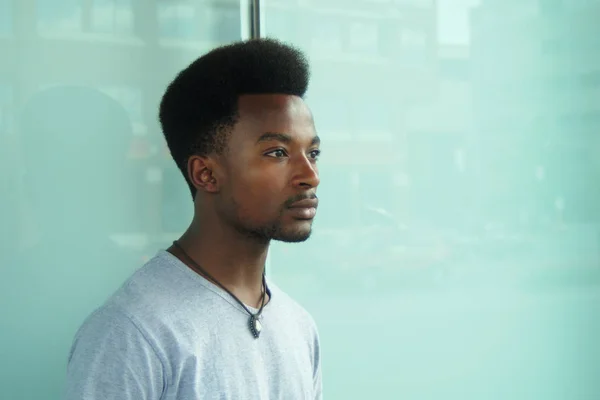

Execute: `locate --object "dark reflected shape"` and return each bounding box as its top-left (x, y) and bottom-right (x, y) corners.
top-left (1, 85), bottom-right (141, 400)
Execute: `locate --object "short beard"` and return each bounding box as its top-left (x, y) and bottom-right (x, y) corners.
top-left (223, 194), bottom-right (315, 244)
top-left (231, 214), bottom-right (312, 244)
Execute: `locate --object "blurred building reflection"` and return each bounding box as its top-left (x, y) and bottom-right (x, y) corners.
top-left (471, 0), bottom-right (600, 228)
top-left (405, 43), bottom-right (473, 228)
top-left (1, 0), bottom-right (242, 248)
top-left (3, 0), bottom-right (598, 284)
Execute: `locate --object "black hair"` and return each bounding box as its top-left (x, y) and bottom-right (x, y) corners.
top-left (159, 38), bottom-right (310, 198)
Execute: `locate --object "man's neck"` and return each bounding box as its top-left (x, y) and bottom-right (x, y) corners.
top-left (168, 221), bottom-right (270, 308)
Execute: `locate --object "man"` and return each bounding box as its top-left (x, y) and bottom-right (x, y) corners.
top-left (65, 38), bottom-right (322, 399)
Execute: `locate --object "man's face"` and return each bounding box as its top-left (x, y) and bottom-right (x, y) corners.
top-left (216, 94), bottom-right (321, 243)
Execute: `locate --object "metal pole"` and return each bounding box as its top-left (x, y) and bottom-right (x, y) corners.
top-left (241, 0), bottom-right (263, 40)
top-left (249, 0), bottom-right (261, 39)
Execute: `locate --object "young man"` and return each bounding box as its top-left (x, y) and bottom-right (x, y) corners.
top-left (65, 38), bottom-right (322, 399)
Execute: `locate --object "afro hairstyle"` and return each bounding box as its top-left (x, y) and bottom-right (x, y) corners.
top-left (159, 38), bottom-right (310, 198)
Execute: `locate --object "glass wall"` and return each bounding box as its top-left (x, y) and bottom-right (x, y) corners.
top-left (1, 0), bottom-right (600, 399)
top-left (263, 0), bottom-right (600, 399)
top-left (0, 1), bottom-right (241, 398)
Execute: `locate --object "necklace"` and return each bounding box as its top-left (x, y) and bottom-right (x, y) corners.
top-left (171, 241), bottom-right (270, 339)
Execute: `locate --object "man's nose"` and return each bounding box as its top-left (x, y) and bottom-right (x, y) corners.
top-left (293, 156), bottom-right (320, 189)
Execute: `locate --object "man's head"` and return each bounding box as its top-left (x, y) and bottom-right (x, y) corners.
top-left (159, 38), bottom-right (320, 244)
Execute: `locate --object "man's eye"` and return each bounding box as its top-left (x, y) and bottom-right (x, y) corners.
top-left (309, 149), bottom-right (321, 160)
top-left (266, 149), bottom-right (287, 158)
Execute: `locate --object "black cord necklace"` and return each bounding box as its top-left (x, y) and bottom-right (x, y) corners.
top-left (171, 240), bottom-right (270, 339)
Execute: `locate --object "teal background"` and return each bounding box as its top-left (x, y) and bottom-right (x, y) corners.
top-left (1, 0), bottom-right (599, 399)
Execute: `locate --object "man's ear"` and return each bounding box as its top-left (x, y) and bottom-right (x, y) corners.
top-left (187, 155), bottom-right (220, 194)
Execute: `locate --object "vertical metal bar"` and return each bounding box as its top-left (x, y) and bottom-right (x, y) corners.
top-left (241, 0), bottom-right (263, 40)
top-left (249, 0), bottom-right (261, 39)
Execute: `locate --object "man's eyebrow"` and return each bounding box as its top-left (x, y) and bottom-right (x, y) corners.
top-left (256, 132), bottom-right (321, 146)
top-left (256, 132), bottom-right (292, 144)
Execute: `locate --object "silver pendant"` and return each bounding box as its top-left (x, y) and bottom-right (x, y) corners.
top-left (249, 315), bottom-right (262, 339)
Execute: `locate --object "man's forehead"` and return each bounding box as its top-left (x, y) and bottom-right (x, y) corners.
top-left (233, 95), bottom-right (314, 138)
top-left (237, 94), bottom-right (310, 116)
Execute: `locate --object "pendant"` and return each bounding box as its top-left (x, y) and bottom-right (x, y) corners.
top-left (249, 315), bottom-right (262, 339)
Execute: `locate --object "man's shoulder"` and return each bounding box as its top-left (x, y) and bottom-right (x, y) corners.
top-left (81, 250), bottom-right (197, 332)
top-left (106, 251), bottom-right (178, 307)
top-left (69, 251), bottom-right (199, 359)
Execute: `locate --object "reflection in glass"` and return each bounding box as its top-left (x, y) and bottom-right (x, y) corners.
top-left (2, 0), bottom-right (600, 398)
top-left (266, 1), bottom-right (600, 398)
top-left (1, 1), bottom-right (241, 399)
top-left (37, 0), bottom-right (83, 33)
top-left (91, 0), bottom-right (134, 35)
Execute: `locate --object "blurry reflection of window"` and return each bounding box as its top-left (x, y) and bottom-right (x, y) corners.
top-left (157, 0), bottom-right (239, 43)
top-left (36, 0), bottom-right (134, 35)
top-left (157, 0), bottom-right (195, 40)
top-left (308, 94), bottom-right (351, 141)
top-left (400, 29), bottom-right (426, 46)
top-left (352, 98), bottom-right (393, 141)
top-left (91, 0), bottom-right (134, 35)
top-left (264, 6), bottom-right (297, 43)
top-left (97, 86), bottom-right (143, 127)
top-left (347, 21), bottom-right (379, 56)
top-left (37, 0), bottom-right (83, 33)
top-left (400, 29), bottom-right (428, 63)
top-left (309, 15), bottom-right (343, 55)
top-left (203, 4), bottom-right (240, 43)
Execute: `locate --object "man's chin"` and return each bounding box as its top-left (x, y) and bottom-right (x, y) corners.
top-left (274, 234), bottom-right (311, 243)
top-left (272, 226), bottom-right (313, 243)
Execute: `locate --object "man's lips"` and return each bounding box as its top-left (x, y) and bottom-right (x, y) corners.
top-left (287, 198), bottom-right (318, 219)
top-left (288, 198), bottom-right (318, 209)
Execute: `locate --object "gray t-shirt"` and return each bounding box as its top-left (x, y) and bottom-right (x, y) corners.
top-left (65, 250), bottom-right (322, 400)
